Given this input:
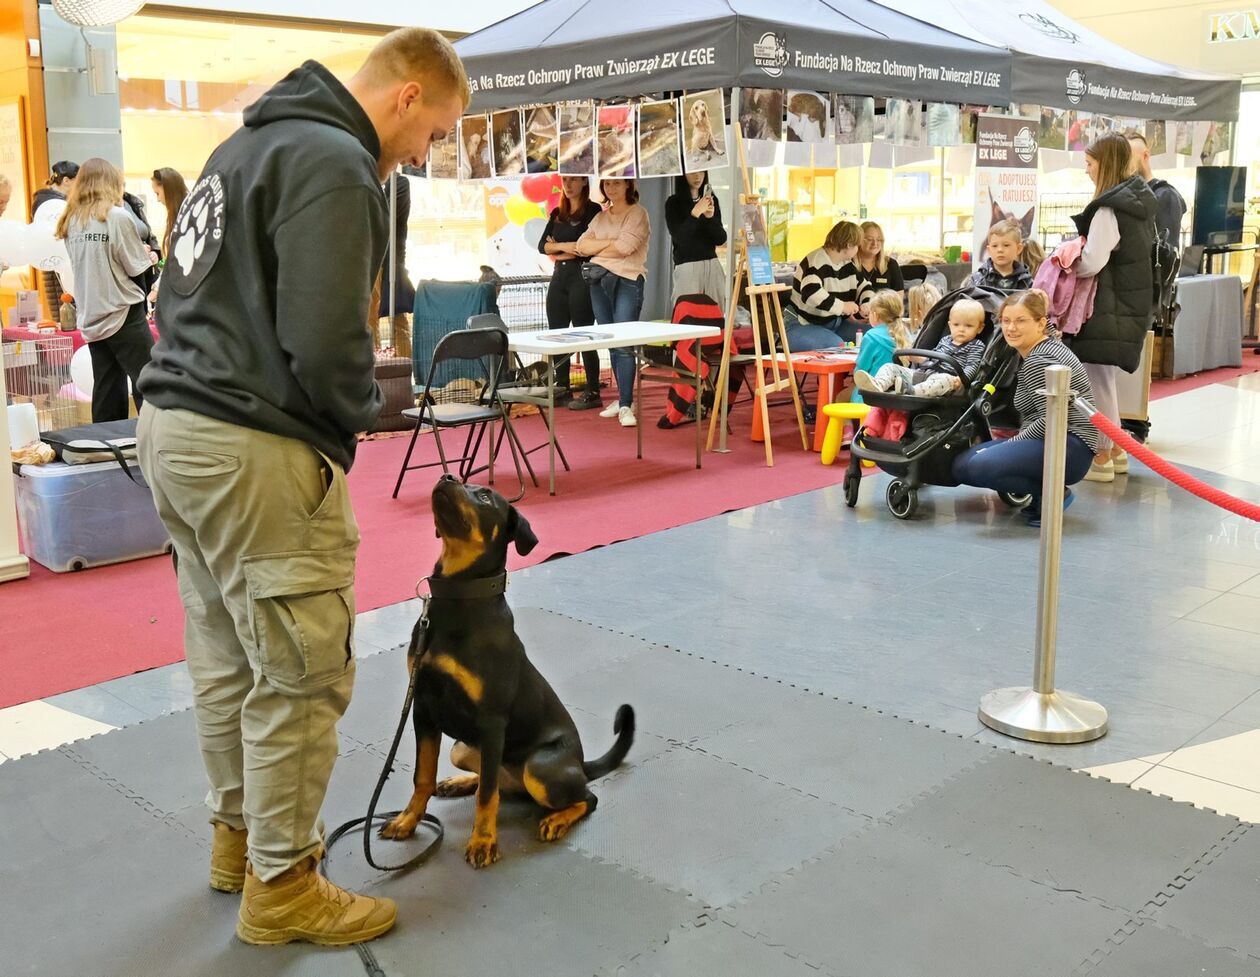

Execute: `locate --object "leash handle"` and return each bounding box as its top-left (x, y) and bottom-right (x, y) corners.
top-left (323, 598), bottom-right (443, 877)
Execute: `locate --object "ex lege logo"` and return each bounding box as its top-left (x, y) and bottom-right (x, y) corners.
top-left (1065, 68), bottom-right (1087, 105)
top-left (753, 31), bottom-right (789, 77)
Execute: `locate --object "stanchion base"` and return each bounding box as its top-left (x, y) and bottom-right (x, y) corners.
top-left (978, 687), bottom-right (1109, 744)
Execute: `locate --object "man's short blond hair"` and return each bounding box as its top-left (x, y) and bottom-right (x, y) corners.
top-left (362, 28), bottom-right (470, 108)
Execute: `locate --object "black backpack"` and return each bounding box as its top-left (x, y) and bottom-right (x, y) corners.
top-left (1151, 227), bottom-right (1179, 313)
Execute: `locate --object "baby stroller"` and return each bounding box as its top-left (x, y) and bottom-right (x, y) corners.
top-left (844, 285), bottom-right (1028, 519)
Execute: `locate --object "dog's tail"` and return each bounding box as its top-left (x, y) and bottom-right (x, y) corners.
top-left (583, 704), bottom-right (635, 781)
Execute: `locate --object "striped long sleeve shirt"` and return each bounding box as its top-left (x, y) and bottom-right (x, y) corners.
top-left (1010, 338), bottom-right (1101, 452)
top-left (790, 248), bottom-right (871, 324)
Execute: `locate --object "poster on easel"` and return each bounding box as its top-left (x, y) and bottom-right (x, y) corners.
top-left (973, 115), bottom-right (1039, 260)
top-left (741, 201), bottom-right (774, 286)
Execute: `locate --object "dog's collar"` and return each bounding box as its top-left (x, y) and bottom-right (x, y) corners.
top-left (421, 572), bottom-right (508, 600)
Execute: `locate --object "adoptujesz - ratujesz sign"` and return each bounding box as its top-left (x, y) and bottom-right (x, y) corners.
top-left (973, 115), bottom-right (1039, 260)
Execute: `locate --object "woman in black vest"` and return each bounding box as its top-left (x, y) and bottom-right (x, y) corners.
top-left (539, 176), bottom-right (605, 409)
top-left (855, 221), bottom-right (904, 295)
top-left (1067, 132), bottom-right (1156, 483)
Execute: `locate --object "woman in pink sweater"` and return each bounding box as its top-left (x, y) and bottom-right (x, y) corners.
top-left (575, 178), bottom-right (651, 427)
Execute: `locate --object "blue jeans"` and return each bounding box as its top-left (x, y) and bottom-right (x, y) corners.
top-left (782, 307), bottom-right (860, 351)
top-left (952, 433), bottom-right (1094, 507)
top-left (589, 272), bottom-right (644, 407)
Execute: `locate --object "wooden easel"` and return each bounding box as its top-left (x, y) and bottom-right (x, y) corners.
top-left (706, 123), bottom-right (808, 466)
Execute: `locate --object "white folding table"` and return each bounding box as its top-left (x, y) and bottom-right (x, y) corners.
top-left (508, 322), bottom-right (722, 495)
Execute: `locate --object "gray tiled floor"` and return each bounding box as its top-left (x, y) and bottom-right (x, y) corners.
top-left (7, 461), bottom-right (1260, 975)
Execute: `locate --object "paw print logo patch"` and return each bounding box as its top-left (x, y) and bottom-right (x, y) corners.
top-left (165, 172), bottom-right (225, 296)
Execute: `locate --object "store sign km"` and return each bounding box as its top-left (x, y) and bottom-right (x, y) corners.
top-left (1208, 9), bottom-right (1260, 41)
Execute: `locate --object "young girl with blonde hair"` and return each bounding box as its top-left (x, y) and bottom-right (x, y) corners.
top-left (55, 157), bottom-right (157, 421)
top-left (907, 282), bottom-right (941, 331)
top-left (850, 290), bottom-right (909, 405)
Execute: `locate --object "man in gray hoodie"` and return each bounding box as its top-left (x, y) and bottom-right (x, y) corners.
top-left (137, 29), bottom-right (467, 947)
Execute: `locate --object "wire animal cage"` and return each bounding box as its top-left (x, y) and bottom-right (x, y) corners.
top-left (1036, 194), bottom-right (1092, 250)
top-left (3, 336), bottom-right (81, 434)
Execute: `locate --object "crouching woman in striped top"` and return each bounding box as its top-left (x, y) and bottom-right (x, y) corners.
top-left (952, 290), bottom-right (1100, 528)
top-left (782, 220), bottom-right (871, 350)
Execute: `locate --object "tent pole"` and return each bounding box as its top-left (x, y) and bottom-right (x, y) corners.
top-left (727, 87), bottom-right (739, 305)
top-left (388, 170), bottom-right (397, 325)
top-left (938, 149), bottom-right (946, 254)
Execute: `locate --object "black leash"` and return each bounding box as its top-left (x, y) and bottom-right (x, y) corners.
top-left (320, 572), bottom-right (509, 976)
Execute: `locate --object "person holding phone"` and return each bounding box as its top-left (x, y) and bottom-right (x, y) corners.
top-left (665, 169), bottom-right (727, 310)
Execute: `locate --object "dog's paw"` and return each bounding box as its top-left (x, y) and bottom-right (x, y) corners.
top-left (436, 774), bottom-right (479, 798)
top-left (538, 805), bottom-right (588, 842)
top-left (464, 835), bottom-right (500, 868)
top-left (380, 812), bottom-right (418, 840)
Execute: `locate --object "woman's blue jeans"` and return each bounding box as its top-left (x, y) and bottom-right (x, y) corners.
top-left (782, 307), bottom-right (861, 351)
top-left (589, 272), bottom-right (645, 407)
top-left (952, 433), bottom-right (1094, 507)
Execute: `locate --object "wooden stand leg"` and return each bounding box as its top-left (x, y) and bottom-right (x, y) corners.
top-left (707, 252), bottom-right (745, 454)
top-left (775, 299), bottom-right (809, 449)
top-left (748, 287), bottom-right (774, 467)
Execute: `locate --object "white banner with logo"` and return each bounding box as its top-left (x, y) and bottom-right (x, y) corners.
top-left (973, 115), bottom-right (1039, 260)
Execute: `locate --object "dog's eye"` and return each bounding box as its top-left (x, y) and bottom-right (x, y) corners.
top-left (479, 490), bottom-right (491, 502)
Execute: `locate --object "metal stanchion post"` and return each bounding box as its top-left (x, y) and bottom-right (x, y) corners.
top-left (978, 364), bottom-right (1108, 744)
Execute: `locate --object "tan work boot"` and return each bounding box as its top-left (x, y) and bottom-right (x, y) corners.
top-left (210, 820), bottom-right (326, 894)
top-left (210, 823), bottom-right (249, 893)
top-left (236, 857), bottom-right (397, 946)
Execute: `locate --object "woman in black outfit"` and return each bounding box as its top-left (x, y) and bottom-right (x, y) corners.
top-left (539, 176), bottom-right (605, 409)
top-left (665, 170), bottom-right (727, 310)
top-left (855, 221), bottom-right (904, 295)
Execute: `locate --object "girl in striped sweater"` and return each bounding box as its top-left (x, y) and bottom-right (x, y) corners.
top-left (784, 220), bottom-right (871, 351)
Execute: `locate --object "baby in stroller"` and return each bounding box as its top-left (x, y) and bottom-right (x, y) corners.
top-left (843, 285), bottom-right (1027, 519)
top-left (853, 299), bottom-right (987, 398)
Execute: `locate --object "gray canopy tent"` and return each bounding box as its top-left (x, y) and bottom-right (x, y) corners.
top-left (455, 0), bottom-right (1014, 111)
top-left (874, 0), bottom-right (1240, 121)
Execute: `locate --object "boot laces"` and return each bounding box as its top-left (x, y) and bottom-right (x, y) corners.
top-left (313, 872), bottom-right (354, 908)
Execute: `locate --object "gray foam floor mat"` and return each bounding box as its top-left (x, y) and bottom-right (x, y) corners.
top-left (3, 610), bottom-right (1255, 976)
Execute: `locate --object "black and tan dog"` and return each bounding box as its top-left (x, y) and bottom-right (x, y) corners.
top-left (381, 475), bottom-right (634, 868)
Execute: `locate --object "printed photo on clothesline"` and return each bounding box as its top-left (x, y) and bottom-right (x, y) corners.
top-left (785, 90), bottom-right (829, 143)
top-left (597, 104), bottom-right (637, 179)
top-left (458, 114), bottom-right (491, 181)
top-left (427, 129), bottom-right (459, 179)
top-left (833, 95), bottom-right (874, 145)
top-left (681, 89), bottom-right (728, 172)
top-left (525, 105), bottom-right (559, 173)
top-left (739, 88), bottom-right (784, 142)
top-left (637, 98), bottom-right (682, 178)
top-left (558, 102), bottom-right (596, 176)
top-left (491, 109), bottom-right (527, 178)
top-left (926, 102), bottom-right (960, 147)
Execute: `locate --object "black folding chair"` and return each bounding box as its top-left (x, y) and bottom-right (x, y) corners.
top-left (391, 328), bottom-right (527, 501)
top-left (466, 313), bottom-right (570, 482)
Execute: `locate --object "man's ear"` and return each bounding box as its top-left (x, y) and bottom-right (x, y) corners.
top-left (507, 506), bottom-right (538, 556)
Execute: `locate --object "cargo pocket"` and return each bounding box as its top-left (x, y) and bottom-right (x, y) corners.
top-left (241, 545), bottom-right (357, 696)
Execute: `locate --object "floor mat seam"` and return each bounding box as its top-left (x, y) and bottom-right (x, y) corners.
top-left (59, 744), bottom-right (204, 847)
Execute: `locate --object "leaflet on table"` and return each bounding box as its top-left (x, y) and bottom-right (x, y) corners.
top-left (536, 331), bottom-right (613, 342)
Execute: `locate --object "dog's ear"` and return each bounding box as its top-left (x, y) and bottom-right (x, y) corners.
top-left (507, 506), bottom-right (538, 556)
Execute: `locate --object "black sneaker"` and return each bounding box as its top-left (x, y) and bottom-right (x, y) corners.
top-left (568, 390), bottom-right (603, 411)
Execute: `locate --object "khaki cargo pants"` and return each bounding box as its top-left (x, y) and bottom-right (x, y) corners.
top-left (138, 404), bottom-right (358, 881)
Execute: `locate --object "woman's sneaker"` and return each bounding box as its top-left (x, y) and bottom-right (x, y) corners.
top-left (568, 390), bottom-right (603, 411)
top-left (1084, 459), bottom-right (1115, 483)
top-left (618, 406), bottom-right (637, 427)
top-left (599, 402), bottom-right (621, 418)
top-left (1111, 451), bottom-right (1129, 474)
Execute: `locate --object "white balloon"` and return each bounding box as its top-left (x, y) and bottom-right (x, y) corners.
top-left (0, 220), bottom-right (26, 264)
top-left (24, 223), bottom-right (66, 266)
top-left (70, 345), bottom-right (95, 397)
top-left (522, 217), bottom-right (548, 250)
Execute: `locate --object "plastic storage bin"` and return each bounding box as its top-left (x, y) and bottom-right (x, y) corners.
top-left (14, 460), bottom-right (171, 572)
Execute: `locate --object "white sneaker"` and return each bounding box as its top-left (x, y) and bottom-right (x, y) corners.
top-left (1112, 451), bottom-right (1129, 474)
top-left (853, 370), bottom-right (878, 392)
top-left (1083, 459), bottom-right (1115, 483)
top-left (618, 406), bottom-right (637, 427)
top-left (599, 403), bottom-right (621, 418)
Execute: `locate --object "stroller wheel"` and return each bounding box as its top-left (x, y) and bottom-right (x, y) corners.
top-left (998, 490), bottom-right (1032, 509)
top-left (843, 472), bottom-right (860, 508)
top-left (886, 479), bottom-right (918, 520)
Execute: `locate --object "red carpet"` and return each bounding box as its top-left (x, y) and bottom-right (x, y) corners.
top-left (0, 387), bottom-right (843, 708)
top-left (1150, 354), bottom-right (1260, 400)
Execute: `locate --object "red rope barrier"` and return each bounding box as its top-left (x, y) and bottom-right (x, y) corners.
top-left (1084, 408), bottom-right (1260, 522)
